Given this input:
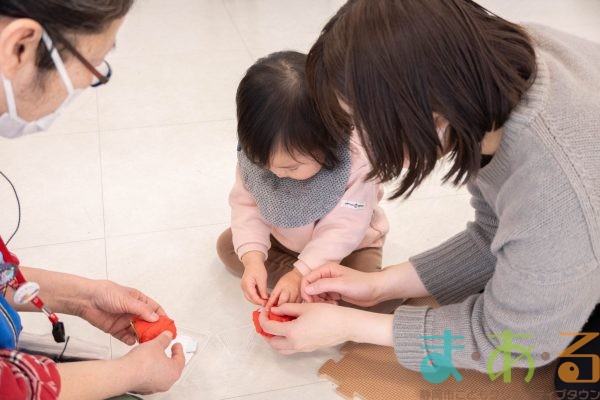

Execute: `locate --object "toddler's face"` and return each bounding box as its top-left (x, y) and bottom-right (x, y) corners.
top-left (269, 149), bottom-right (323, 180)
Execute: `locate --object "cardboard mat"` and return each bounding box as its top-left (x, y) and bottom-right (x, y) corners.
top-left (319, 297), bottom-right (558, 400)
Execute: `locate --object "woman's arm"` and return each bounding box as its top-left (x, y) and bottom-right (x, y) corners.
top-left (301, 260), bottom-right (429, 305)
top-left (260, 304), bottom-right (395, 354)
top-left (57, 332), bottom-right (184, 400)
top-left (377, 261), bottom-right (430, 301)
top-left (58, 359), bottom-right (134, 400)
top-left (9, 267), bottom-right (167, 345)
top-left (6, 267), bottom-right (92, 315)
top-left (1, 332), bottom-right (184, 400)
top-left (260, 262), bottom-right (430, 355)
top-left (407, 184), bottom-right (498, 305)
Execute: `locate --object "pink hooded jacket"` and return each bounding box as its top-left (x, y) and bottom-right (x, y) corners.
top-left (229, 137), bottom-right (389, 275)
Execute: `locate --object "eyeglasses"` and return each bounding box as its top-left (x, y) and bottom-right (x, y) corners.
top-left (46, 29), bottom-right (112, 88)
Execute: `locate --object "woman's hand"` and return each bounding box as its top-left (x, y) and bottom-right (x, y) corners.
top-left (119, 331), bottom-right (185, 394)
top-left (57, 331), bottom-right (185, 399)
top-left (75, 280), bottom-right (165, 345)
top-left (301, 261), bottom-right (429, 306)
top-left (266, 268), bottom-right (302, 308)
top-left (260, 303), bottom-right (355, 353)
top-left (300, 263), bottom-right (386, 307)
top-left (260, 303), bottom-right (394, 354)
top-left (15, 267), bottom-right (167, 345)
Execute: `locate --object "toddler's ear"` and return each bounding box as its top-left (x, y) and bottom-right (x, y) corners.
top-left (433, 112), bottom-right (450, 145)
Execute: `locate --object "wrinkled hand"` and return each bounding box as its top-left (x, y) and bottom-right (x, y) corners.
top-left (266, 268), bottom-right (302, 308)
top-left (120, 331), bottom-right (185, 394)
top-left (301, 262), bottom-right (384, 307)
top-left (76, 280), bottom-right (165, 345)
top-left (259, 303), bottom-right (358, 354)
top-left (241, 262), bottom-right (269, 306)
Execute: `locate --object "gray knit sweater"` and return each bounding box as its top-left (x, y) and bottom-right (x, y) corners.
top-left (393, 24), bottom-right (600, 373)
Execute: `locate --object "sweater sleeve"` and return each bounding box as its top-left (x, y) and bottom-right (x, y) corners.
top-left (294, 164), bottom-right (381, 274)
top-left (0, 350), bottom-right (61, 400)
top-left (392, 178), bottom-right (600, 372)
top-left (229, 164), bottom-right (272, 261)
top-left (408, 183), bottom-right (498, 305)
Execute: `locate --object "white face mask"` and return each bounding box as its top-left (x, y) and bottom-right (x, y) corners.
top-left (0, 31), bottom-right (84, 139)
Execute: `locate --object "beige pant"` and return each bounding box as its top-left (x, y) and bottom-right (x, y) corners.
top-left (216, 228), bottom-right (402, 313)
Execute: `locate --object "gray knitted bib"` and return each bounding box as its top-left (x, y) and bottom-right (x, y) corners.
top-left (238, 146), bottom-right (352, 228)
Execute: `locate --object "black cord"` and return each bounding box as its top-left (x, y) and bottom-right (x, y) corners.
top-left (0, 170), bottom-right (21, 245)
top-left (57, 335), bottom-right (70, 362)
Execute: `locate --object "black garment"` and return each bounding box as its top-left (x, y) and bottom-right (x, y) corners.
top-left (554, 302), bottom-right (600, 394)
top-left (480, 154), bottom-right (494, 168)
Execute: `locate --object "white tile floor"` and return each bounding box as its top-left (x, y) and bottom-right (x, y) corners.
top-left (0, 1), bottom-right (598, 399)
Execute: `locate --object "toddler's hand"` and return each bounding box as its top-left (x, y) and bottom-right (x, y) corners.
top-left (266, 268), bottom-right (303, 308)
top-left (241, 262), bottom-right (268, 306)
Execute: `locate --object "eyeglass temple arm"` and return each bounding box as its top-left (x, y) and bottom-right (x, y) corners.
top-left (47, 30), bottom-right (109, 84)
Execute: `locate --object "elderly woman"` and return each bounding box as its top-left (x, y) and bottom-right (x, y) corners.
top-left (0, 1), bottom-right (183, 399)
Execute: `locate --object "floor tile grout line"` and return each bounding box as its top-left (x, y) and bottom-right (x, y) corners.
top-left (93, 89), bottom-right (108, 275)
top-left (10, 222), bottom-right (229, 251)
top-left (108, 47), bottom-right (253, 62)
top-left (95, 89), bottom-right (112, 359)
top-left (40, 129), bottom-right (99, 137)
top-left (97, 118), bottom-right (236, 134)
top-left (221, 0), bottom-right (255, 61)
top-left (107, 44), bottom-right (255, 62)
top-left (379, 193), bottom-right (470, 208)
top-left (9, 189), bottom-right (469, 251)
top-left (10, 236), bottom-right (106, 252)
top-left (36, 118), bottom-right (237, 139)
top-left (103, 222), bottom-right (229, 240)
top-left (392, 192), bottom-right (471, 203)
top-left (219, 380), bottom-right (330, 400)
top-left (8, 189), bottom-right (467, 252)
top-left (99, 26), bottom-right (600, 63)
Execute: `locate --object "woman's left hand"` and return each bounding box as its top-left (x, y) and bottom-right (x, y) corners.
top-left (75, 280), bottom-right (165, 345)
top-left (259, 303), bottom-right (358, 354)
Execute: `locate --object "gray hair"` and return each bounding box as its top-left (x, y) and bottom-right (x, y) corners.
top-left (0, 0), bottom-right (134, 70)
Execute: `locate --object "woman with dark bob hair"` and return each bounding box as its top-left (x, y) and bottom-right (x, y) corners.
top-left (259, 0), bottom-right (600, 394)
top-left (0, 1), bottom-right (183, 398)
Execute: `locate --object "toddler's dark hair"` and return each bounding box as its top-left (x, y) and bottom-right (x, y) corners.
top-left (236, 51), bottom-right (340, 169)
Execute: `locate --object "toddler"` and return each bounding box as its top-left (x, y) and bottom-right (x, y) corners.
top-left (217, 51), bottom-right (389, 308)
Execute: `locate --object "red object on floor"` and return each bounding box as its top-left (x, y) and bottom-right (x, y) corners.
top-left (132, 315), bottom-right (177, 343)
top-left (252, 309), bottom-right (297, 338)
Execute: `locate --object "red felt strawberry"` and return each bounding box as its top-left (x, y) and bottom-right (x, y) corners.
top-left (132, 315), bottom-right (177, 343)
top-left (252, 309), bottom-right (297, 338)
